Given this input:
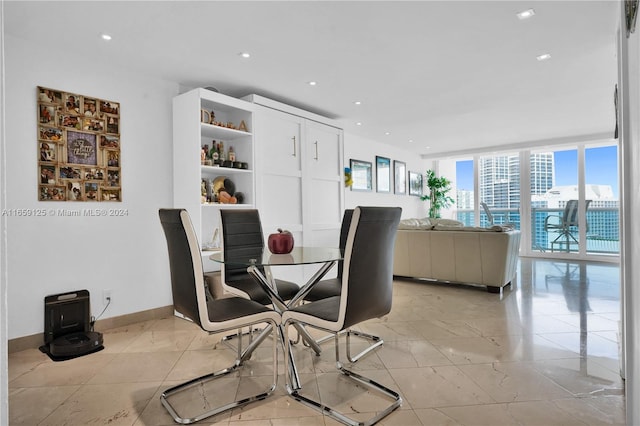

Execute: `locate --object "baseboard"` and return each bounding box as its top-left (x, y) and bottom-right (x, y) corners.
top-left (8, 305), bottom-right (174, 354)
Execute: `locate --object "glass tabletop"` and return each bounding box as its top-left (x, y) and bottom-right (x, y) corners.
top-left (209, 246), bottom-right (342, 267)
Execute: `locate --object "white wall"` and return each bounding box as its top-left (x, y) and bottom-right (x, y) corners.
top-left (5, 36), bottom-right (179, 339)
top-left (344, 132), bottom-right (428, 219)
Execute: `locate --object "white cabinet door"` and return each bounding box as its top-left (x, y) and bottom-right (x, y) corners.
top-left (258, 107), bottom-right (303, 176)
top-left (304, 121), bottom-right (343, 247)
top-left (307, 120), bottom-right (342, 180)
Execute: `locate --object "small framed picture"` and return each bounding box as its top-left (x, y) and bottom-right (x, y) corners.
top-left (58, 114), bottom-right (81, 129)
top-left (100, 134), bottom-right (119, 148)
top-left (39, 141), bottom-right (57, 162)
top-left (102, 188), bottom-right (121, 201)
top-left (82, 97), bottom-right (100, 117)
top-left (38, 87), bottom-right (63, 104)
top-left (105, 116), bottom-right (119, 134)
top-left (66, 181), bottom-right (82, 201)
top-left (38, 104), bottom-right (57, 125)
top-left (376, 156), bottom-right (391, 193)
top-left (84, 182), bottom-right (99, 201)
top-left (409, 171), bottom-right (423, 196)
top-left (59, 166), bottom-right (81, 179)
top-left (350, 159), bottom-right (372, 192)
top-left (39, 164), bottom-right (56, 184)
top-left (394, 160), bottom-right (406, 195)
top-left (100, 100), bottom-right (119, 115)
top-left (64, 93), bottom-right (80, 113)
top-left (39, 126), bottom-right (63, 141)
top-left (84, 167), bottom-right (105, 181)
top-left (107, 151), bottom-right (120, 167)
top-left (107, 170), bottom-right (120, 186)
top-left (82, 117), bottom-right (105, 132)
top-left (40, 185), bottom-right (66, 201)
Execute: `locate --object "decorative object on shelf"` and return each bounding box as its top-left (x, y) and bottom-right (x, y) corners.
top-left (200, 106), bottom-right (250, 133)
top-left (376, 156), bottom-right (391, 193)
top-left (394, 160), bottom-right (406, 195)
top-left (212, 176), bottom-right (237, 204)
top-left (421, 169), bottom-right (454, 218)
top-left (344, 167), bottom-right (353, 188)
top-left (37, 86), bottom-right (121, 201)
top-left (202, 227), bottom-right (220, 251)
top-left (627, 0), bottom-right (638, 36)
top-left (268, 228), bottom-right (294, 254)
top-left (349, 159), bottom-right (372, 192)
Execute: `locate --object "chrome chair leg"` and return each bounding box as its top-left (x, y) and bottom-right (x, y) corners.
top-left (284, 322), bottom-right (402, 426)
top-left (313, 328), bottom-right (384, 362)
top-left (346, 329), bottom-right (384, 363)
top-left (161, 320), bottom-right (278, 425)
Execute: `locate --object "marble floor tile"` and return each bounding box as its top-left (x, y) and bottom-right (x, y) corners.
top-left (7, 258), bottom-right (626, 425)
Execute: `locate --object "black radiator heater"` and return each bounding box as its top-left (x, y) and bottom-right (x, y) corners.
top-left (41, 289), bottom-right (103, 361)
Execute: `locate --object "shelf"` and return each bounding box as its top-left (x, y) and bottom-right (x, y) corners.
top-left (200, 123), bottom-right (252, 140)
top-left (201, 203), bottom-right (253, 208)
top-left (200, 165), bottom-right (252, 175)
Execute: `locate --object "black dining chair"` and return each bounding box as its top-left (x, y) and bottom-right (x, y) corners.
top-left (219, 209), bottom-right (300, 304)
top-left (158, 209), bottom-right (281, 424)
top-left (303, 209), bottom-right (385, 362)
top-left (282, 206), bottom-right (403, 426)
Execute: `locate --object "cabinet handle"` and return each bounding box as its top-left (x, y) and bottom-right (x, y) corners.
top-left (292, 136), bottom-right (296, 157)
top-left (314, 141), bottom-right (318, 160)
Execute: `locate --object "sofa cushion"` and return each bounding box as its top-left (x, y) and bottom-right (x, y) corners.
top-left (398, 217), bottom-right (432, 230)
top-left (428, 218), bottom-right (464, 228)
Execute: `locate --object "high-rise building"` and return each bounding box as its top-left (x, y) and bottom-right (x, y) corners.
top-left (479, 153), bottom-right (554, 208)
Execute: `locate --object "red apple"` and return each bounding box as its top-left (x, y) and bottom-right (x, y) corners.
top-left (268, 228), bottom-right (294, 254)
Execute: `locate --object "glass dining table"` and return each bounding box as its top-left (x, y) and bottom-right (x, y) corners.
top-left (210, 246), bottom-right (343, 389)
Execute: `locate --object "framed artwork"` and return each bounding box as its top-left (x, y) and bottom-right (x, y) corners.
top-left (36, 86), bottom-right (121, 201)
top-left (376, 156), bottom-right (391, 193)
top-left (394, 160), bottom-right (406, 195)
top-left (409, 171), bottom-right (423, 196)
top-left (350, 159), bottom-right (372, 192)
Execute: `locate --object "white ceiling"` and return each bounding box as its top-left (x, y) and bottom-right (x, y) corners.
top-left (4, 1), bottom-right (619, 156)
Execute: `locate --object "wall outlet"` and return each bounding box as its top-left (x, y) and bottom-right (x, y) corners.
top-left (103, 289), bottom-right (112, 306)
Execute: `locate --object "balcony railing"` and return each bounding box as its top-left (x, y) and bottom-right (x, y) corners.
top-left (456, 207), bottom-right (620, 255)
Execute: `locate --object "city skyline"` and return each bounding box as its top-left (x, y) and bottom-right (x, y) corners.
top-left (455, 146), bottom-right (618, 198)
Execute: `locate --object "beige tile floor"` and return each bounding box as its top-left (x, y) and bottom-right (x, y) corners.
top-left (9, 258), bottom-right (625, 425)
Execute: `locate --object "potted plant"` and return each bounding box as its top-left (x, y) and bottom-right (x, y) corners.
top-left (421, 169), bottom-right (455, 218)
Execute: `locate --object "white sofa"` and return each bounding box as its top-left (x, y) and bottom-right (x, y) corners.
top-left (393, 219), bottom-right (520, 293)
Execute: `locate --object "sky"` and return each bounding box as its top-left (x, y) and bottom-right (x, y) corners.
top-left (455, 145), bottom-right (619, 198)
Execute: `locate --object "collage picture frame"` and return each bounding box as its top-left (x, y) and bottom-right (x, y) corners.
top-left (37, 86), bottom-right (121, 201)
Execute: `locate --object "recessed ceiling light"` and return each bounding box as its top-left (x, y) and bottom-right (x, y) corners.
top-left (239, 52), bottom-right (251, 58)
top-left (536, 53), bottom-right (552, 61)
top-left (385, 132), bottom-right (390, 136)
top-left (517, 9), bottom-right (535, 20)
top-left (425, 146), bottom-right (431, 150)
top-left (100, 33), bottom-right (112, 41)
top-left (354, 101), bottom-right (362, 105)
top-left (308, 81), bottom-right (317, 86)
top-left (356, 122), bottom-right (362, 126)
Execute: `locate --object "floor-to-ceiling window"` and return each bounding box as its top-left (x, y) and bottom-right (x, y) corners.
top-left (584, 144), bottom-right (620, 255)
top-left (447, 141), bottom-right (619, 261)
